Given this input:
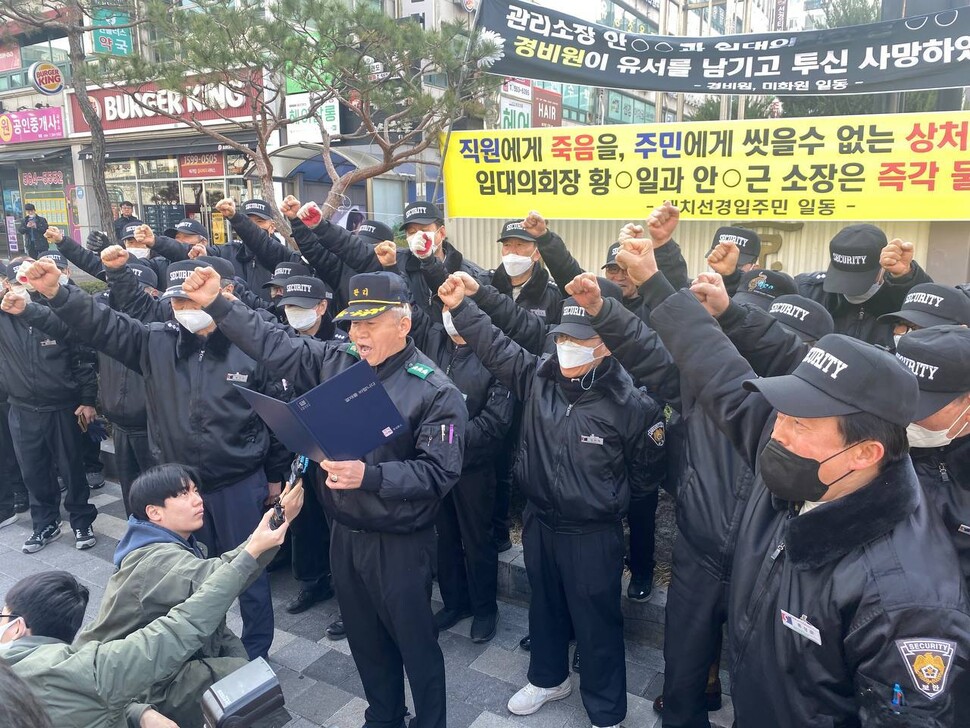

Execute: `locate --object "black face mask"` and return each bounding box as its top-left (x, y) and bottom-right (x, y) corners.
top-left (759, 439), bottom-right (858, 503)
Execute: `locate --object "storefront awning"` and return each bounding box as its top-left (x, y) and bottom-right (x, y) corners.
top-left (77, 132), bottom-right (258, 161)
top-left (0, 146), bottom-right (71, 164)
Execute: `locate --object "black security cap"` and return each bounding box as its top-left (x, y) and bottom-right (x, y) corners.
top-left (120, 223), bottom-right (140, 242)
top-left (602, 242), bottom-right (623, 269)
top-left (497, 220), bottom-right (536, 243)
top-left (263, 261), bottom-right (312, 289)
top-left (823, 224), bottom-right (887, 295)
top-left (195, 255), bottom-right (236, 281)
top-left (39, 251), bottom-right (68, 271)
top-left (403, 201), bottom-right (443, 226)
top-left (732, 269), bottom-right (797, 310)
top-left (768, 294), bottom-right (834, 344)
top-left (744, 333), bottom-right (919, 426)
top-left (279, 275), bottom-right (332, 307)
top-left (895, 326), bottom-right (970, 420)
top-left (242, 199), bottom-right (273, 220)
top-left (550, 297), bottom-right (598, 340)
top-left (334, 272), bottom-right (410, 322)
top-left (128, 261), bottom-right (158, 290)
top-left (356, 220), bottom-right (396, 244)
top-left (878, 283), bottom-right (970, 329)
top-left (174, 218), bottom-right (210, 240)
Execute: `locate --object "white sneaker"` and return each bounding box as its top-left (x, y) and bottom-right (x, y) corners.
top-left (507, 678), bottom-right (572, 716)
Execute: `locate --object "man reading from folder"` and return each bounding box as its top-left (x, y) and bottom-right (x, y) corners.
top-left (181, 267), bottom-right (467, 728)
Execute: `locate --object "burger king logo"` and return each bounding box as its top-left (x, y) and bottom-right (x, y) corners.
top-left (29, 62), bottom-right (64, 96)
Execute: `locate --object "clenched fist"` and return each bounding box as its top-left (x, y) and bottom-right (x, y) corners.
top-left (707, 241), bottom-right (740, 277)
top-left (101, 245), bottom-right (129, 270)
top-left (1, 291), bottom-right (27, 315)
top-left (690, 272), bottom-right (730, 318)
top-left (565, 273), bottom-right (603, 316)
top-left (215, 198), bottom-right (236, 218)
top-left (280, 195), bottom-right (302, 220)
top-left (375, 241), bottom-right (398, 268)
top-left (133, 224), bottom-right (155, 247)
top-left (44, 226), bottom-right (63, 244)
top-left (615, 239), bottom-right (658, 287)
top-left (181, 266), bottom-right (222, 307)
top-left (521, 210), bottom-right (547, 239)
top-left (880, 239), bottom-right (914, 278)
top-left (187, 244), bottom-right (207, 260)
top-left (438, 274), bottom-right (467, 309)
top-left (646, 201), bottom-right (680, 248)
top-left (297, 202), bottom-right (322, 228)
top-left (23, 258), bottom-right (62, 299)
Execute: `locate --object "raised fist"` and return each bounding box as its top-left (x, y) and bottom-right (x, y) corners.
top-left (133, 224), bottom-right (155, 247)
top-left (187, 244), bottom-right (207, 260)
top-left (44, 226), bottom-right (63, 244)
top-left (564, 272), bottom-right (603, 315)
top-left (437, 274), bottom-right (466, 309)
top-left (452, 271), bottom-right (480, 296)
top-left (85, 230), bottom-right (112, 253)
top-left (215, 198), bottom-right (236, 218)
top-left (521, 210), bottom-right (547, 239)
top-left (375, 241), bottom-right (398, 268)
top-left (1, 291), bottom-right (27, 316)
top-left (101, 245), bottom-right (129, 270)
top-left (690, 272), bottom-right (730, 318)
top-left (297, 202), bottom-right (323, 228)
top-left (181, 266), bottom-right (222, 307)
top-left (280, 195), bottom-right (302, 220)
top-left (880, 239), bottom-right (914, 277)
top-left (646, 201), bottom-right (680, 248)
top-left (707, 241), bottom-right (741, 277)
top-left (615, 239), bottom-right (658, 287)
top-left (23, 258), bottom-right (62, 299)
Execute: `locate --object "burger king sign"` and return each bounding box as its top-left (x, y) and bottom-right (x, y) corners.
top-left (29, 62), bottom-right (64, 96)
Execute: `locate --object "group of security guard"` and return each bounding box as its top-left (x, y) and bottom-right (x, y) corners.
top-left (1, 192), bottom-right (969, 728)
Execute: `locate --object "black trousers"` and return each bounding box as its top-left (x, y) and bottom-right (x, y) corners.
top-left (291, 470), bottom-right (331, 584)
top-left (628, 489), bottom-right (660, 581)
top-left (491, 436), bottom-right (516, 542)
top-left (523, 510), bottom-right (626, 727)
top-left (332, 522), bottom-right (445, 728)
top-left (661, 532), bottom-right (728, 728)
top-left (196, 470), bottom-right (273, 660)
top-left (81, 433), bottom-right (104, 474)
top-left (0, 401), bottom-right (27, 512)
top-left (8, 405), bottom-right (97, 532)
top-left (436, 464), bottom-right (498, 618)
top-left (112, 425), bottom-right (155, 516)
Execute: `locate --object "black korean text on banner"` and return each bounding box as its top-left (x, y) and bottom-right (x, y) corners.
top-left (475, 0), bottom-right (970, 96)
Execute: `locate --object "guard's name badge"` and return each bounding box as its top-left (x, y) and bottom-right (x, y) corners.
top-left (226, 372), bottom-right (249, 383)
top-left (958, 524), bottom-right (970, 536)
top-left (580, 434), bottom-right (604, 445)
top-left (780, 610), bottom-right (822, 645)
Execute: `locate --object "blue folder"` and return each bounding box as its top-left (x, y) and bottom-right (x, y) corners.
top-left (235, 360), bottom-right (407, 462)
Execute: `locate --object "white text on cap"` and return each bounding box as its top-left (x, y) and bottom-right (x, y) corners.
top-left (904, 291), bottom-right (944, 308)
top-left (803, 347), bottom-right (849, 379)
top-left (895, 353), bottom-right (939, 381)
top-left (770, 301), bottom-right (811, 321)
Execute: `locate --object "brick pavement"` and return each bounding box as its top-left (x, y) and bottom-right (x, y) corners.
top-left (0, 480), bottom-right (735, 728)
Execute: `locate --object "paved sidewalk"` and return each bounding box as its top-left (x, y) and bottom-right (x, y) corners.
top-left (0, 480), bottom-right (735, 728)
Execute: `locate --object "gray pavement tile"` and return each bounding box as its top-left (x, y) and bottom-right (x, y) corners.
top-left (469, 644), bottom-right (530, 686)
top-left (272, 636), bottom-right (332, 673)
top-left (447, 697), bottom-right (486, 728)
top-left (303, 649), bottom-right (360, 686)
top-left (624, 641), bottom-right (665, 672)
top-left (285, 680), bottom-right (356, 723)
top-left (438, 629), bottom-right (491, 670)
top-left (469, 712), bottom-right (523, 728)
top-left (92, 512), bottom-right (129, 541)
top-left (322, 696), bottom-right (368, 728)
top-left (624, 659), bottom-right (659, 698)
top-left (643, 671), bottom-right (664, 701)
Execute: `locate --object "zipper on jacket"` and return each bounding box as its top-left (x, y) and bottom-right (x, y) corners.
top-left (732, 538), bottom-right (786, 674)
top-left (939, 461), bottom-right (950, 483)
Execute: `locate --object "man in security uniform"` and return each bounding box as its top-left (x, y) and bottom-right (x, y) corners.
top-left (17, 256), bottom-right (290, 661)
top-left (582, 245), bottom-right (970, 725)
top-left (180, 267), bottom-right (466, 728)
top-left (439, 276), bottom-right (665, 728)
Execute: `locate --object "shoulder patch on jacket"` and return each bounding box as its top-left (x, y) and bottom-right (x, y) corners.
top-left (648, 421), bottom-right (665, 447)
top-left (345, 343), bottom-right (360, 359)
top-left (407, 362), bottom-right (434, 380)
top-left (895, 639), bottom-right (956, 700)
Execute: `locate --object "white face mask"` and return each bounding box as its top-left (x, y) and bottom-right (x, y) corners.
top-left (442, 310), bottom-right (459, 337)
top-left (893, 334), bottom-right (903, 349)
top-left (0, 616), bottom-right (23, 651)
top-left (15, 266), bottom-right (36, 292)
top-left (407, 230), bottom-right (437, 259)
top-left (907, 404), bottom-right (970, 449)
top-left (556, 340), bottom-right (603, 369)
top-left (843, 280), bottom-right (882, 305)
top-left (285, 305), bottom-right (319, 331)
top-left (58, 274), bottom-right (69, 286)
top-left (173, 309), bottom-right (214, 333)
top-left (128, 247), bottom-right (150, 259)
top-left (502, 253), bottom-right (534, 278)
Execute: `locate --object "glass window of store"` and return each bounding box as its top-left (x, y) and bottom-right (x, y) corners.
top-left (99, 151), bottom-right (252, 243)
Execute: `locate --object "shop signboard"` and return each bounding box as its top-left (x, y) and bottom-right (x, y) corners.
top-left (5, 216), bottom-right (19, 252)
top-left (531, 86), bottom-right (562, 128)
top-left (285, 92), bottom-right (341, 143)
top-left (92, 7), bottom-right (134, 57)
top-left (28, 62), bottom-right (64, 95)
top-left (178, 152), bottom-right (224, 178)
top-left (0, 45), bottom-right (21, 73)
top-left (0, 108), bottom-right (65, 144)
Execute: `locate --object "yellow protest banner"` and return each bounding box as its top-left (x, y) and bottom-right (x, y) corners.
top-left (442, 111), bottom-right (970, 221)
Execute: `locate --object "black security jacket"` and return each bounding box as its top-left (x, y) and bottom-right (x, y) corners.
top-left (795, 262), bottom-right (932, 347)
top-left (450, 298), bottom-right (665, 531)
top-left (0, 292), bottom-right (97, 411)
top-left (202, 294), bottom-right (467, 534)
top-left (650, 288), bottom-right (970, 728)
top-left (45, 285), bottom-right (289, 490)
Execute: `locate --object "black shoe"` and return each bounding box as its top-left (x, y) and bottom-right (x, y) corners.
top-left (74, 525), bottom-right (97, 550)
top-left (652, 695), bottom-right (664, 714)
top-left (705, 684), bottom-right (723, 712)
top-left (627, 577), bottom-right (653, 602)
top-left (434, 606), bottom-right (472, 632)
top-left (495, 537), bottom-right (513, 553)
top-left (0, 510), bottom-right (17, 529)
top-left (519, 634), bottom-right (531, 651)
top-left (13, 493), bottom-right (29, 514)
top-left (86, 472), bottom-right (105, 490)
top-left (286, 582), bottom-right (334, 614)
top-left (325, 619), bottom-right (346, 641)
top-left (470, 612), bottom-right (497, 643)
top-left (572, 647), bottom-right (580, 673)
top-left (23, 522), bottom-right (61, 554)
